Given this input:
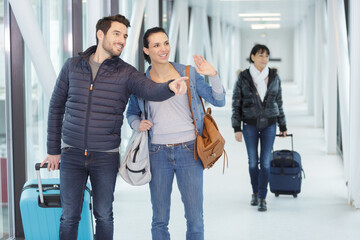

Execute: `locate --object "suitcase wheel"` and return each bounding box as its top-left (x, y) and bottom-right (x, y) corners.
top-left (275, 193), bottom-right (279, 197)
top-left (293, 194), bottom-right (297, 198)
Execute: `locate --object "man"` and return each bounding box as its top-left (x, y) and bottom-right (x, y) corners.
top-left (41, 14), bottom-right (187, 240)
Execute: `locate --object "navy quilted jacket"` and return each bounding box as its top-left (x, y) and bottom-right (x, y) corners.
top-left (47, 46), bottom-right (174, 155)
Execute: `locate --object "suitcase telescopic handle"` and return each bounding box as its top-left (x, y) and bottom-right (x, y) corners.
top-left (274, 134), bottom-right (295, 166)
top-left (275, 134), bottom-right (294, 152)
top-left (35, 163), bottom-right (61, 204)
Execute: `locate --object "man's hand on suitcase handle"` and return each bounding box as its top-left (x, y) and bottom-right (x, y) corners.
top-left (41, 154), bottom-right (60, 171)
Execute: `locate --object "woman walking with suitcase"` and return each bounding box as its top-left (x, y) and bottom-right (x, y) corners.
top-left (231, 44), bottom-right (287, 212)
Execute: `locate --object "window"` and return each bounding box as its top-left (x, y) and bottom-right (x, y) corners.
top-left (0, 0), bottom-right (10, 238)
top-left (24, 0), bottom-right (69, 180)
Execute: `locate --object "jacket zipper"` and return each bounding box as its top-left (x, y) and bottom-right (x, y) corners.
top-left (84, 60), bottom-right (105, 156)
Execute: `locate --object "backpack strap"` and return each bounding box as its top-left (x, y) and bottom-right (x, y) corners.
top-left (185, 65), bottom-right (199, 160)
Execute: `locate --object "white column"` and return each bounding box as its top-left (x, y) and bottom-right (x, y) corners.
top-left (324, 0), bottom-right (338, 154)
top-left (146, 0), bottom-right (159, 28)
top-left (229, 27), bottom-right (240, 89)
top-left (329, 0), bottom-right (350, 179)
top-left (168, 0), bottom-right (181, 62)
top-left (211, 16), bottom-right (221, 72)
top-left (168, 0), bottom-right (188, 63)
top-left (119, 0), bottom-right (130, 17)
top-left (300, 19), bottom-right (307, 99)
top-left (220, 22), bottom-right (231, 89)
top-left (348, 0), bottom-right (360, 208)
top-left (293, 25), bottom-right (300, 86)
top-left (178, 0), bottom-right (189, 65)
top-left (86, 0), bottom-right (103, 47)
top-left (188, 6), bottom-right (202, 62)
top-left (8, 0), bottom-right (57, 100)
top-left (121, 0), bottom-right (146, 66)
top-left (306, 6), bottom-right (315, 115)
top-left (202, 9), bottom-right (213, 64)
top-left (313, 0), bottom-right (324, 128)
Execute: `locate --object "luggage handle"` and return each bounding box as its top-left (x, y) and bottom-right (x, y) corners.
top-left (273, 134), bottom-right (295, 167)
top-left (35, 163), bottom-right (60, 204)
top-left (275, 133), bottom-right (294, 152)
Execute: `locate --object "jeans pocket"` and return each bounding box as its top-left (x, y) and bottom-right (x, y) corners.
top-left (149, 145), bottom-right (161, 155)
top-left (184, 142), bottom-right (195, 153)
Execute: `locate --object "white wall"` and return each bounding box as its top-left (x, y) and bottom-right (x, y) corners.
top-left (240, 29), bottom-right (294, 82)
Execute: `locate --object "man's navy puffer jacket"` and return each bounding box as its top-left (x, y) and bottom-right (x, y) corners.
top-left (47, 46), bottom-right (174, 155)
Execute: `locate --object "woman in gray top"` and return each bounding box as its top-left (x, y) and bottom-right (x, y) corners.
top-left (126, 27), bottom-right (225, 240)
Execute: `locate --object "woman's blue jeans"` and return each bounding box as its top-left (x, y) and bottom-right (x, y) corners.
top-left (149, 140), bottom-right (204, 240)
top-left (242, 123), bottom-right (276, 199)
top-left (59, 147), bottom-right (119, 240)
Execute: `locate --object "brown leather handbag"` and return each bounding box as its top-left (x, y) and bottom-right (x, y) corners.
top-left (185, 66), bottom-right (228, 172)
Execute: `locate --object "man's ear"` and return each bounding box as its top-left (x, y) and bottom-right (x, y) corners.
top-left (97, 30), bottom-right (104, 43)
top-left (143, 47), bottom-right (149, 56)
top-left (251, 54), bottom-right (254, 62)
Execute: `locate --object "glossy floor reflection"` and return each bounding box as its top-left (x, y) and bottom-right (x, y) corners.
top-left (113, 81), bottom-right (360, 240)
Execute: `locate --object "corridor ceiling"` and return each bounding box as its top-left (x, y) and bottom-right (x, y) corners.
top-left (197, 0), bottom-right (317, 29)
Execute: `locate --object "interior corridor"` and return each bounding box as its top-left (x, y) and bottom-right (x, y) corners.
top-left (113, 81), bottom-right (360, 240)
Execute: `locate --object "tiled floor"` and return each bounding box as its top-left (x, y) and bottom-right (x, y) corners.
top-left (113, 82), bottom-right (360, 240)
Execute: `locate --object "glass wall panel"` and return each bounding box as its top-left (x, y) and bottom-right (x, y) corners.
top-left (24, 0), bottom-right (68, 180)
top-left (162, 0), bottom-right (169, 31)
top-left (0, 0), bottom-right (10, 238)
top-left (82, 0), bottom-right (106, 50)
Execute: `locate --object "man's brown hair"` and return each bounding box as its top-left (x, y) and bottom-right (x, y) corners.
top-left (95, 14), bottom-right (131, 45)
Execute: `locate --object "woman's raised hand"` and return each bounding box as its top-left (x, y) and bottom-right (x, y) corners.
top-left (193, 55), bottom-right (217, 77)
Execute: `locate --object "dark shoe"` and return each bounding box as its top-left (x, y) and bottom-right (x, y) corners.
top-left (250, 193), bottom-right (258, 206)
top-left (258, 199), bottom-right (267, 212)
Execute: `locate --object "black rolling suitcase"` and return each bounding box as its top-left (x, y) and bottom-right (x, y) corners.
top-left (20, 163), bottom-right (94, 240)
top-left (269, 134), bottom-right (305, 198)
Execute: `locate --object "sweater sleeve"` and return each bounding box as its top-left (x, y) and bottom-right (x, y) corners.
top-left (209, 74), bottom-right (224, 94)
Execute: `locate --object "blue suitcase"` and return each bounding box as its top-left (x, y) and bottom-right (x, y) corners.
top-left (20, 163), bottom-right (94, 240)
top-left (269, 134), bottom-right (304, 198)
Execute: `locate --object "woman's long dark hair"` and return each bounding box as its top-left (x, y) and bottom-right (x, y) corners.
top-left (143, 27), bottom-right (168, 64)
top-left (249, 44), bottom-right (270, 63)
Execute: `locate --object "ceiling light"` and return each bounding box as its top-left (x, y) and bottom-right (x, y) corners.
top-left (251, 24), bottom-right (281, 29)
top-left (243, 18), bottom-right (261, 21)
top-left (238, 13), bottom-right (281, 17)
top-left (221, 0), bottom-right (280, 1)
top-left (243, 17), bottom-right (281, 22)
top-left (261, 17), bottom-right (281, 21)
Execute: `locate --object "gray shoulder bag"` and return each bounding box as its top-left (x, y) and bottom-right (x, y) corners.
top-left (119, 100), bottom-right (151, 186)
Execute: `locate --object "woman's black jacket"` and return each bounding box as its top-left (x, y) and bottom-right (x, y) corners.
top-left (231, 68), bottom-right (287, 132)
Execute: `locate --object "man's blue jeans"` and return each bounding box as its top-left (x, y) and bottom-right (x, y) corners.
top-left (242, 123), bottom-right (276, 199)
top-left (149, 140), bottom-right (204, 240)
top-left (59, 147), bottom-right (119, 240)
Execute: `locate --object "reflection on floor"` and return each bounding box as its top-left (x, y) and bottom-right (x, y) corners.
top-left (113, 81), bottom-right (360, 240)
